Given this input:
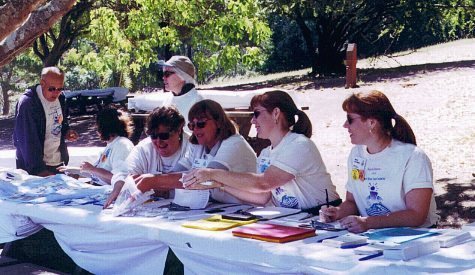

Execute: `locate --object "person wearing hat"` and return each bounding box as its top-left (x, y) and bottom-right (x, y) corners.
top-left (158, 55), bottom-right (204, 129)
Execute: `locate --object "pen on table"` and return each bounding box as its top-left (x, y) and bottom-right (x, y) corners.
top-left (340, 243), bottom-right (369, 249)
top-left (358, 252), bottom-right (383, 261)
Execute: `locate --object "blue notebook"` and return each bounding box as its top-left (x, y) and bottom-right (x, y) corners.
top-left (363, 227), bottom-right (440, 244)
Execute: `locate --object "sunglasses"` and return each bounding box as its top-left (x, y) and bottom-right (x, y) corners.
top-left (187, 119), bottom-right (208, 131)
top-left (163, 71), bottom-right (176, 78)
top-left (48, 86), bottom-right (65, 92)
top-left (347, 115), bottom-right (362, 125)
top-left (150, 132), bottom-right (171, 140)
top-left (252, 109), bottom-right (266, 119)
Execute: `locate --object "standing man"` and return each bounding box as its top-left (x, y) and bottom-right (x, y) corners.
top-left (13, 67), bottom-right (78, 176)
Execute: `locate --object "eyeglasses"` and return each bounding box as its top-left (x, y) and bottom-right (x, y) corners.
top-left (187, 119), bottom-right (208, 131)
top-left (48, 86), bottom-right (65, 92)
top-left (347, 114), bottom-right (362, 125)
top-left (163, 71), bottom-right (176, 78)
top-left (252, 109), bottom-right (266, 119)
top-left (150, 132), bottom-right (171, 140)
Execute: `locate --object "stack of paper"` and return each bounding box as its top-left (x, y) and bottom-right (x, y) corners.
top-left (438, 230), bottom-right (472, 248)
top-left (383, 238), bottom-right (440, 261)
top-left (321, 234), bottom-right (368, 248)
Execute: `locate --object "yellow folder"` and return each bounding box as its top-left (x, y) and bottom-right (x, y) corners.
top-left (182, 215), bottom-right (258, 231)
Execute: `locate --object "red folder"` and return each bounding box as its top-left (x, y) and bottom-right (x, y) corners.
top-left (232, 223), bottom-right (316, 243)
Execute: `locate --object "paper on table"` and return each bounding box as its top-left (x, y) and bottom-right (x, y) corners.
top-left (248, 206), bottom-right (302, 220)
top-left (112, 176), bottom-right (154, 216)
top-left (60, 166), bottom-right (92, 178)
top-left (173, 189), bottom-right (209, 210)
top-left (363, 227), bottom-right (439, 244)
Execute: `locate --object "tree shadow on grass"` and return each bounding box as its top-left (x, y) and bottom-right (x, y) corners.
top-left (435, 177), bottom-right (475, 228)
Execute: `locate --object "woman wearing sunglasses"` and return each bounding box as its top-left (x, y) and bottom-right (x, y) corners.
top-left (320, 90), bottom-right (439, 233)
top-left (105, 106), bottom-right (189, 208)
top-left (184, 90), bottom-right (340, 209)
top-left (122, 99), bottom-right (259, 204)
top-left (158, 55), bottom-right (204, 129)
top-left (70, 106), bottom-right (134, 185)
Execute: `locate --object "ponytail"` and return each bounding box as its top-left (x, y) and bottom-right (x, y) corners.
top-left (391, 114), bottom-right (416, 145)
top-left (292, 110), bottom-right (312, 138)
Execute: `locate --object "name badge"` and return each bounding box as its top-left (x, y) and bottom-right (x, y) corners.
top-left (192, 158), bottom-right (207, 168)
top-left (351, 157), bottom-right (366, 181)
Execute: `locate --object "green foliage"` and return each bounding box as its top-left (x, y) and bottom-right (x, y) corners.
top-left (86, 0), bottom-right (271, 83)
top-left (262, 0), bottom-right (475, 75)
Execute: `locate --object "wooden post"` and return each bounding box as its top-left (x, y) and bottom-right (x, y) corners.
top-left (345, 43), bottom-right (358, 89)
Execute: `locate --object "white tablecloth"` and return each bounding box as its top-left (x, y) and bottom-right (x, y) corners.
top-left (1, 198), bottom-right (475, 275)
top-left (0, 147), bottom-right (104, 169)
top-left (0, 200), bottom-right (169, 274)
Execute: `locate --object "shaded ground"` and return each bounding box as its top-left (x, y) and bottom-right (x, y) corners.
top-left (1, 40), bottom-right (474, 228)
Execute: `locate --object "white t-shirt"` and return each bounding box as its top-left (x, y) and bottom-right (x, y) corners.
top-left (258, 132), bottom-right (339, 210)
top-left (111, 137), bottom-right (189, 186)
top-left (92, 136), bottom-right (134, 185)
top-left (37, 86), bottom-right (63, 166)
top-left (168, 88), bottom-right (204, 134)
top-left (179, 134), bottom-right (257, 203)
top-left (345, 139), bottom-right (439, 227)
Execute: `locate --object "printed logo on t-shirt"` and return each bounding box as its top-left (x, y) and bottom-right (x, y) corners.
top-left (49, 109), bottom-right (63, 136)
top-left (258, 157), bottom-right (271, 173)
top-left (365, 182), bottom-right (390, 216)
top-left (273, 187), bottom-right (299, 209)
top-left (351, 157), bottom-right (366, 182)
top-left (100, 148), bottom-right (111, 163)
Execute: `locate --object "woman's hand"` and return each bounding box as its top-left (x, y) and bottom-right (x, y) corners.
top-left (339, 215), bottom-right (369, 233)
top-left (103, 181), bottom-right (125, 209)
top-left (183, 168), bottom-right (214, 188)
top-left (319, 206), bottom-right (339, 222)
top-left (134, 173), bottom-right (158, 193)
top-left (80, 162), bottom-right (95, 174)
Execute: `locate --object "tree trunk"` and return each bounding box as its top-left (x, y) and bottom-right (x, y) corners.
top-left (0, 67), bottom-right (14, 115)
top-left (314, 19), bottom-right (346, 76)
top-left (0, 0), bottom-right (47, 42)
top-left (294, 7), bottom-right (317, 77)
top-left (0, 0), bottom-right (77, 68)
top-left (1, 82), bottom-right (11, 115)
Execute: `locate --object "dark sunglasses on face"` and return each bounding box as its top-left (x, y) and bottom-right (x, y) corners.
top-left (346, 114), bottom-right (362, 125)
top-left (187, 119), bottom-right (208, 131)
top-left (150, 132), bottom-right (171, 140)
top-left (252, 109), bottom-right (267, 119)
top-left (48, 86), bottom-right (65, 92)
top-left (163, 71), bottom-right (176, 78)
